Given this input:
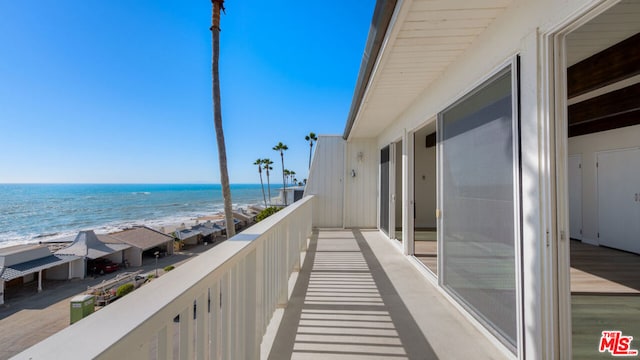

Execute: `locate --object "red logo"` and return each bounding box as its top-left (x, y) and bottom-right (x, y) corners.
top-left (599, 331), bottom-right (638, 356)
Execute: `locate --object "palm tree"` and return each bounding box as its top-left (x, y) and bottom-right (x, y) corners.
top-left (273, 142), bottom-right (289, 205)
top-left (305, 132), bottom-right (317, 169)
top-left (211, 0), bottom-right (235, 238)
top-left (283, 169), bottom-right (291, 186)
top-left (289, 170), bottom-right (296, 185)
top-left (263, 158), bottom-right (274, 206)
top-left (254, 159), bottom-right (267, 207)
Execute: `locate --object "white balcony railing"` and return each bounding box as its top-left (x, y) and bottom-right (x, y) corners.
top-left (14, 196), bottom-right (314, 360)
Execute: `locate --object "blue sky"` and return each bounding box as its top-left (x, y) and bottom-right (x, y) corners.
top-left (0, 1), bottom-right (375, 184)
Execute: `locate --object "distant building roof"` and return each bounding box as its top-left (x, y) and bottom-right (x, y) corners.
top-left (108, 226), bottom-right (174, 251)
top-left (0, 254), bottom-right (79, 281)
top-left (0, 245), bottom-right (52, 268)
top-left (174, 228), bottom-right (201, 241)
top-left (0, 244), bottom-right (44, 256)
top-left (55, 231), bottom-right (130, 259)
top-left (191, 222), bottom-right (223, 237)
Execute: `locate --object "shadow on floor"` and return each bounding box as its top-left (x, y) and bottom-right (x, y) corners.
top-left (268, 229), bottom-right (436, 359)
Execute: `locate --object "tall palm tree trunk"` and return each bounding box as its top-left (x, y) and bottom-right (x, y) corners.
top-left (266, 167), bottom-right (272, 206)
top-left (211, 0), bottom-right (235, 238)
top-left (280, 152), bottom-right (287, 206)
top-left (258, 162), bottom-right (267, 208)
top-left (259, 167), bottom-right (267, 207)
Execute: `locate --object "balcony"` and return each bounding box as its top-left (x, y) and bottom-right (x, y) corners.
top-left (14, 196), bottom-right (505, 359)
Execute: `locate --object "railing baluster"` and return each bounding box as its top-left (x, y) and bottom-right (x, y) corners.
top-left (195, 293), bottom-right (206, 360)
top-left (210, 282), bottom-right (219, 360)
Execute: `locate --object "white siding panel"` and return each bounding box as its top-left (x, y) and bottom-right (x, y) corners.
top-left (304, 136), bottom-right (345, 228)
top-left (344, 139), bottom-right (378, 228)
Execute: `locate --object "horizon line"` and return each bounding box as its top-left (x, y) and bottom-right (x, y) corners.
top-left (0, 182), bottom-right (273, 186)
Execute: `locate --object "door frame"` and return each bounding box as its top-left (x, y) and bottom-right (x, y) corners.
top-left (541, 0), bottom-right (623, 357)
top-left (436, 56), bottom-right (524, 355)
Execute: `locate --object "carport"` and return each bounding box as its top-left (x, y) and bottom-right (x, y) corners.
top-left (0, 244), bottom-right (79, 305)
top-left (107, 226), bottom-right (174, 267)
top-left (55, 230), bottom-right (130, 278)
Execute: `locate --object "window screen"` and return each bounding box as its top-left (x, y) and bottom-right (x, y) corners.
top-left (440, 67), bottom-right (518, 349)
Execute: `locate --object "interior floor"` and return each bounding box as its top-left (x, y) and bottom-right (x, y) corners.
top-left (413, 229), bottom-right (437, 275)
top-left (570, 240), bottom-right (640, 359)
top-left (410, 235), bottom-right (640, 358)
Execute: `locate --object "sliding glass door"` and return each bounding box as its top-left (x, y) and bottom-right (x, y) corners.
top-left (438, 63), bottom-right (520, 351)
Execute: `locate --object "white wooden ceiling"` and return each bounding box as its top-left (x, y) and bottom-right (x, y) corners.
top-left (566, 0), bottom-right (640, 66)
top-left (349, 0), bottom-right (512, 139)
top-left (348, 0), bottom-right (639, 139)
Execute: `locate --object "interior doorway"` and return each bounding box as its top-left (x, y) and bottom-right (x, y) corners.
top-left (394, 140), bottom-right (403, 242)
top-left (380, 146), bottom-right (390, 236)
top-left (412, 122), bottom-right (437, 275)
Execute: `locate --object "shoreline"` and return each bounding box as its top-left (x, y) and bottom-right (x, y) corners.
top-left (0, 204), bottom-right (264, 249)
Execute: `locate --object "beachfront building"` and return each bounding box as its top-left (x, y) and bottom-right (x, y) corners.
top-left (0, 244), bottom-right (79, 305)
top-left (174, 228), bottom-right (203, 246)
top-left (16, 0), bottom-right (639, 358)
top-left (55, 230), bottom-right (130, 279)
top-left (274, 185), bottom-right (306, 206)
top-left (191, 222), bottom-right (224, 244)
top-left (107, 226), bottom-right (175, 267)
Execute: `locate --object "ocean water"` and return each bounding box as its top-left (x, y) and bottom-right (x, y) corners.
top-left (0, 184), bottom-right (270, 247)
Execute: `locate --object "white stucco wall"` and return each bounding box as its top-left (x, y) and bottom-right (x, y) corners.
top-left (125, 247), bottom-right (143, 267)
top-left (568, 124), bottom-right (640, 245)
top-left (105, 251), bottom-right (124, 264)
top-left (69, 258), bottom-right (85, 279)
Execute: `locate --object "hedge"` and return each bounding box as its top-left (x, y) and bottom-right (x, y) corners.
top-left (116, 283), bottom-right (135, 298)
top-left (256, 206), bottom-right (283, 222)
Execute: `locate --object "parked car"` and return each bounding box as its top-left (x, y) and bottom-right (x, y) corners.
top-left (132, 274), bottom-right (148, 288)
top-left (89, 258), bottom-right (120, 275)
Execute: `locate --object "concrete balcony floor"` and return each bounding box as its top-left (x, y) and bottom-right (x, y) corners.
top-left (266, 229), bottom-right (507, 360)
